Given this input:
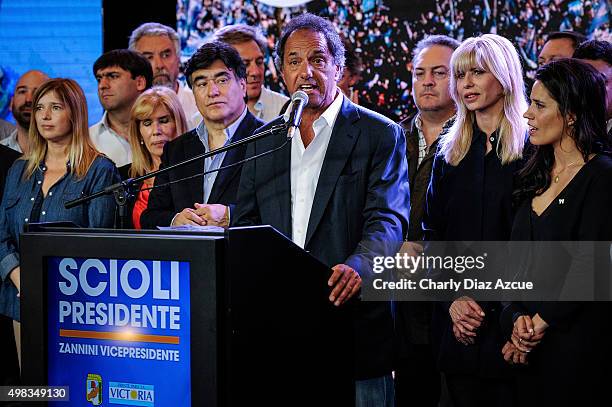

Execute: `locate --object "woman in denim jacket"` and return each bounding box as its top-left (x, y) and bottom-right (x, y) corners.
top-left (0, 78), bottom-right (119, 326)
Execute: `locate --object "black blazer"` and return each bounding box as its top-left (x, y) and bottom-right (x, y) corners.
top-left (0, 145), bottom-right (20, 201)
top-left (500, 154), bottom-right (612, 405)
top-left (232, 96), bottom-right (410, 380)
top-left (140, 111), bottom-right (263, 229)
top-left (424, 125), bottom-right (524, 378)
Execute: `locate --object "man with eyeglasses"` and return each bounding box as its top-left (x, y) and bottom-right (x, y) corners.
top-left (395, 34), bottom-right (459, 407)
top-left (140, 41), bottom-right (263, 229)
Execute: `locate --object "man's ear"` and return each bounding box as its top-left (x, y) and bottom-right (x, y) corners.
top-left (239, 78), bottom-right (248, 103)
top-left (135, 75), bottom-right (147, 92)
top-left (334, 64), bottom-right (342, 82)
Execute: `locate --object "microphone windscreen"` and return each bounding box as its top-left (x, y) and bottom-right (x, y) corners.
top-left (291, 90), bottom-right (309, 104)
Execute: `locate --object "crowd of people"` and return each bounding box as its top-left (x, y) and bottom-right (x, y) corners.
top-left (0, 3), bottom-right (611, 406)
top-left (176, 0), bottom-right (610, 121)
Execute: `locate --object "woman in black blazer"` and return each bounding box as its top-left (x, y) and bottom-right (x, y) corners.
top-left (118, 87), bottom-right (187, 228)
top-left (501, 59), bottom-right (612, 407)
top-left (423, 34), bottom-right (529, 407)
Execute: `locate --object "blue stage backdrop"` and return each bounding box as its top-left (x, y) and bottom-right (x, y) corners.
top-left (0, 0), bottom-right (103, 125)
top-left (47, 257), bottom-right (191, 407)
top-left (177, 0), bottom-right (611, 121)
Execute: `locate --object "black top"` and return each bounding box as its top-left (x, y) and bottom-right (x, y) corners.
top-left (424, 125), bottom-right (522, 241)
top-left (424, 124), bottom-right (525, 377)
top-left (512, 154), bottom-right (612, 241)
top-left (501, 154), bottom-right (612, 405)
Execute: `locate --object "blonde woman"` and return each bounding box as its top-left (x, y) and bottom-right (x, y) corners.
top-left (0, 78), bottom-right (119, 363)
top-left (423, 34), bottom-right (528, 407)
top-left (119, 86), bottom-right (187, 229)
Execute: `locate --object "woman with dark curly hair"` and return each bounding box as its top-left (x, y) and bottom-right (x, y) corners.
top-left (502, 58), bottom-right (612, 407)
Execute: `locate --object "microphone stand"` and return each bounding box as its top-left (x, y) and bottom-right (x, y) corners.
top-left (65, 122), bottom-right (289, 227)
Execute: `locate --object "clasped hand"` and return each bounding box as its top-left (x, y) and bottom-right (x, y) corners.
top-left (449, 296), bottom-right (485, 345)
top-left (502, 314), bottom-right (548, 365)
top-left (172, 203), bottom-right (229, 228)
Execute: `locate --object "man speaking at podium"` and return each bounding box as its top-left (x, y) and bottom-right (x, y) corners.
top-left (232, 13), bottom-right (409, 406)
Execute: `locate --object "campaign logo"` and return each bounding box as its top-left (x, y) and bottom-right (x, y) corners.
top-left (109, 381), bottom-right (154, 406)
top-left (86, 373), bottom-right (103, 405)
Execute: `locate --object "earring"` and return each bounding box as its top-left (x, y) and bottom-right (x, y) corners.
top-left (140, 139), bottom-right (144, 145)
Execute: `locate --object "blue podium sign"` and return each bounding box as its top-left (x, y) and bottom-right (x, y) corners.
top-left (46, 257), bottom-right (191, 406)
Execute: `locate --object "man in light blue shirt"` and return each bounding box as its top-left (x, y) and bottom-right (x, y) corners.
top-left (140, 41), bottom-right (263, 229)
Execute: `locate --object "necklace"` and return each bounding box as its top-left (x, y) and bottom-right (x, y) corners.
top-left (553, 161), bottom-right (584, 183)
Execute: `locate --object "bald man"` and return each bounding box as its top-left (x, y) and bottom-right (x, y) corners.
top-left (1, 70), bottom-right (49, 154)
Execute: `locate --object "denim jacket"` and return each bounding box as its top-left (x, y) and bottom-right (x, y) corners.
top-left (0, 156), bottom-right (119, 320)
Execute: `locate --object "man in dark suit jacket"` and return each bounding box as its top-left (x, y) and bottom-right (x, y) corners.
top-left (573, 40), bottom-right (612, 138)
top-left (0, 145), bottom-right (20, 199)
top-left (0, 143), bottom-right (20, 389)
top-left (232, 14), bottom-right (409, 405)
top-left (141, 41), bottom-right (263, 229)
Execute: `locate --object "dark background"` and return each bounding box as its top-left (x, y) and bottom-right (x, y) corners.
top-left (103, 0), bottom-right (176, 51)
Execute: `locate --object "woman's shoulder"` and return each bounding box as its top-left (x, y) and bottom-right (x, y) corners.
top-left (80, 156), bottom-right (119, 185)
top-left (581, 154), bottom-right (612, 193)
top-left (90, 155), bottom-right (119, 172)
top-left (6, 158), bottom-right (27, 179)
top-left (586, 153), bottom-right (612, 178)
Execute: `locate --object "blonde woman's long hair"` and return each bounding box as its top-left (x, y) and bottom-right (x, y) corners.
top-left (128, 86), bottom-right (187, 178)
top-left (439, 34), bottom-right (528, 166)
top-left (25, 78), bottom-right (100, 179)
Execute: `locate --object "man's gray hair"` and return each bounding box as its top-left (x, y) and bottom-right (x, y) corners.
top-left (412, 35), bottom-right (460, 64)
top-left (274, 13), bottom-right (345, 72)
top-left (129, 22), bottom-right (180, 55)
top-left (213, 24), bottom-right (268, 55)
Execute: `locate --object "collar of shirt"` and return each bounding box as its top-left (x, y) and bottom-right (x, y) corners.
top-left (473, 123), bottom-right (501, 150)
top-left (37, 160), bottom-right (71, 173)
top-left (414, 113), bottom-right (456, 135)
top-left (99, 111), bottom-right (111, 132)
top-left (253, 86), bottom-right (287, 118)
top-left (196, 106), bottom-right (248, 150)
top-left (284, 88), bottom-right (344, 133)
top-left (414, 114), bottom-right (455, 159)
top-left (289, 90), bottom-right (343, 249)
top-left (253, 87), bottom-right (265, 117)
top-left (0, 129), bottom-right (21, 153)
top-left (94, 111), bottom-right (124, 139)
top-left (317, 89), bottom-right (344, 130)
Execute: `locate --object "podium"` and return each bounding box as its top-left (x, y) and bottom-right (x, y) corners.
top-left (20, 225), bottom-right (352, 406)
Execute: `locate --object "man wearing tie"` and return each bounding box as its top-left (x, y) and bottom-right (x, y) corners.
top-left (232, 13), bottom-right (409, 406)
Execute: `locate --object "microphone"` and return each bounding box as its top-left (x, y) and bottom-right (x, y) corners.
top-left (286, 90), bottom-right (308, 139)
